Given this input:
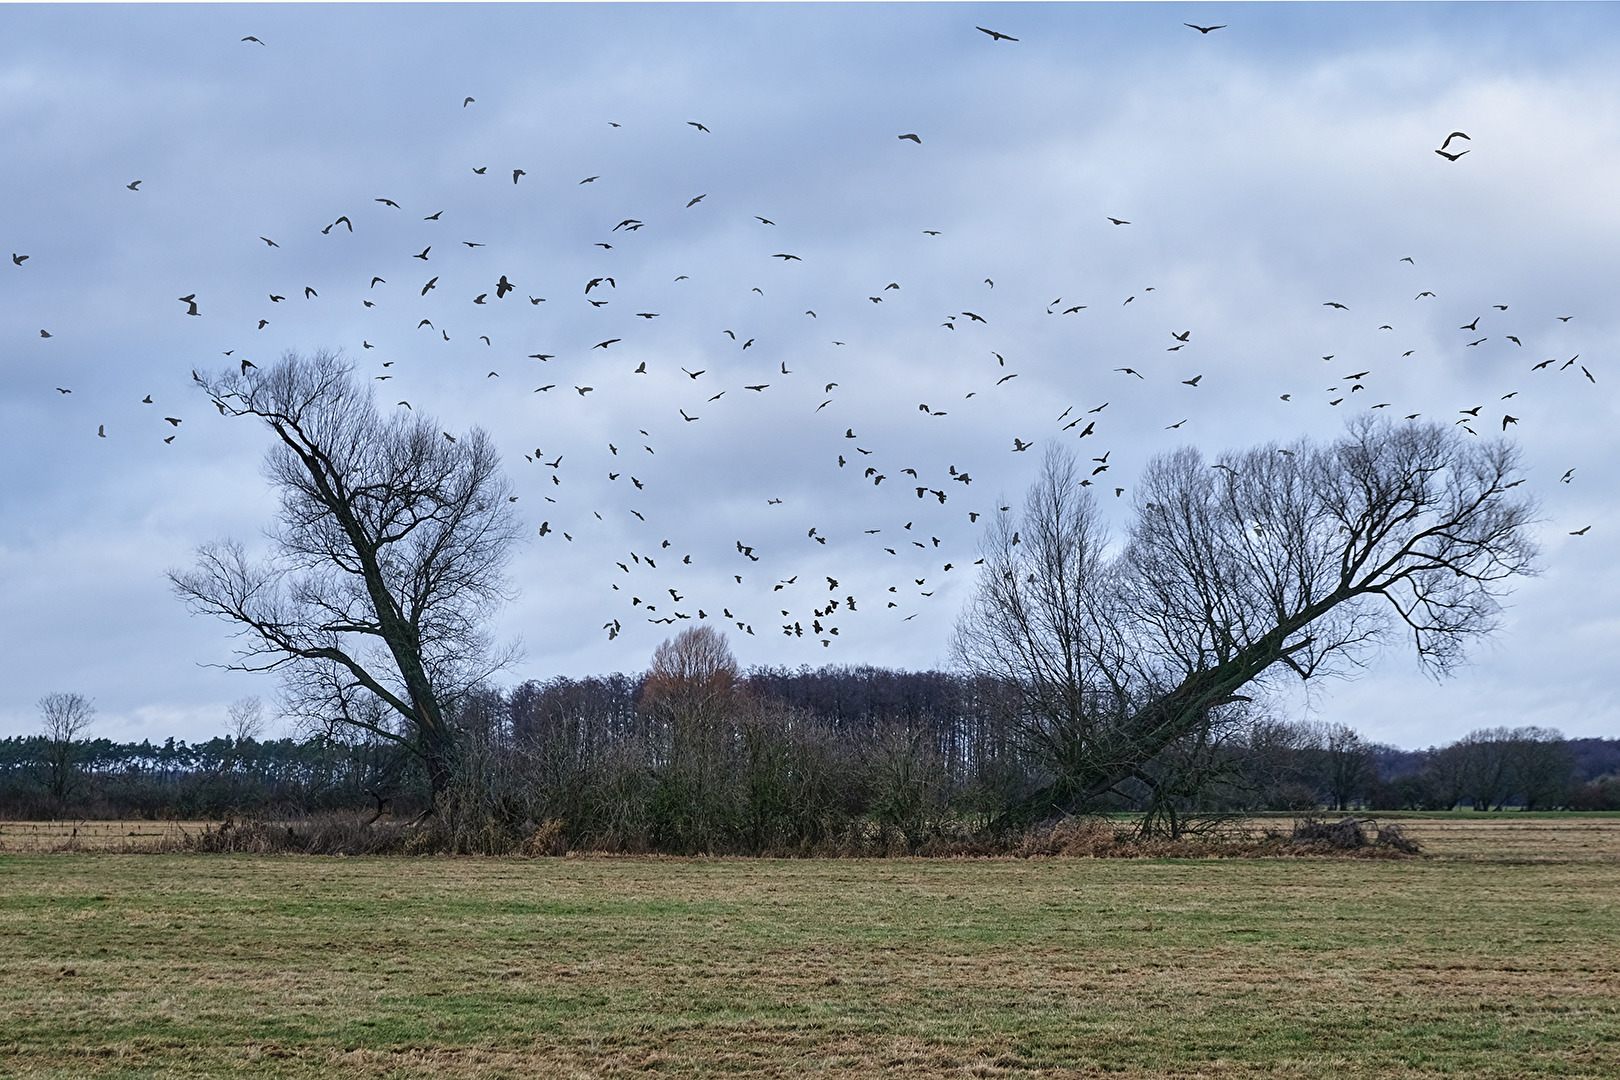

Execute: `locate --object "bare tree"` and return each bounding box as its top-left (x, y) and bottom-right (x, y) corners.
top-left (956, 418), bottom-right (1538, 823)
top-left (169, 350), bottom-right (523, 800)
top-left (37, 691), bottom-right (95, 806)
top-left (227, 696), bottom-right (266, 743)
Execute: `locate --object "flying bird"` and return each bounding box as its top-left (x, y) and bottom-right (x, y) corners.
top-left (688, 121), bottom-right (710, 132)
top-left (899, 133), bottom-right (921, 143)
top-left (512, 169), bottom-right (525, 184)
top-left (1106, 217), bottom-right (1130, 225)
top-left (593, 339), bottom-right (620, 349)
top-left (1570, 526), bottom-right (1591, 536)
top-left (686, 194), bottom-right (706, 207)
top-left (1439, 131), bottom-right (1470, 151)
top-left (976, 26), bottom-right (1018, 41)
top-left (127, 180), bottom-right (141, 190)
top-left (241, 36), bottom-right (265, 45)
top-left (462, 96), bottom-right (474, 107)
top-left (1185, 23), bottom-right (1227, 33)
top-left (1435, 148), bottom-right (1469, 161)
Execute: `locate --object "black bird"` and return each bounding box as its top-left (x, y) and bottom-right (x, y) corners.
top-left (1440, 131), bottom-right (1470, 151)
top-left (1106, 217), bottom-right (1130, 225)
top-left (414, 246), bottom-right (430, 260)
top-left (241, 36), bottom-right (265, 44)
top-left (1185, 23), bottom-right (1227, 33)
top-left (375, 198), bottom-right (400, 208)
top-left (421, 277), bottom-right (438, 295)
top-left (12, 253), bottom-right (29, 264)
top-left (688, 121), bottom-right (710, 132)
top-left (472, 166), bottom-right (487, 174)
top-left (593, 339), bottom-right (620, 349)
top-left (495, 275), bottom-right (515, 299)
top-left (1435, 148), bottom-right (1469, 161)
top-left (177, 294), bottom-right (200, 316)
top-left (424, 211), bottom-right (442, 220)
top-left (772, 253), bottom-right (803, 261)
top-left (512, 169), bottom-right (525, 184)
top-left (899, 133), bottom-right (921, 143)
top-left (127, 180), bottom-right (141, 190)
top-left (976, 26), bottom-right (1018, 41)
top-left (686, 194), bottom-right (706, 207)
top-left (304, 286), bottom-right (316, 299)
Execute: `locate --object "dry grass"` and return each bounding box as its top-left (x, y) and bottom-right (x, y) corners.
top-left (3, 824), bottom-right (1619, 1077)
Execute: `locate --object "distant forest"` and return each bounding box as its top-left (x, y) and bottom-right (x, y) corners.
top-left (5, 666), bottom-right (1618, 843)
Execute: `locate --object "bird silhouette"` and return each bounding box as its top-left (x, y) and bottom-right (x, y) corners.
top-left (976, 26), bottom-right (1018, 41)
top-left (1435, 148), bottom-right (1469, 161)
top-left (688, 121), bottom-right (710, 132)
top-left (1185, 23), bottom-right (1227, 33)
top-left (899, 133), bottom-right (921, 143)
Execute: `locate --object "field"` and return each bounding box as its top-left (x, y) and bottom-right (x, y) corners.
top-left (3, 819), bottom-right (1618, 1078)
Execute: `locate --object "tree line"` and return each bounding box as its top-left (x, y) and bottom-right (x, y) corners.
top-left (7, 660), bottom-right (1617, 846)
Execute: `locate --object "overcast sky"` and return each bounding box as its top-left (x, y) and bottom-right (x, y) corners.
top-left (2, 3), bottom-right (1617, 748)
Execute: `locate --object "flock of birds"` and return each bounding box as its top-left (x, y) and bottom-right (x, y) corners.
top-left (13, 18), bottom-right (1601, 656)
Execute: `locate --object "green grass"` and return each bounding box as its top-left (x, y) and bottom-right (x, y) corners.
top-left (4, 849), bottom-right (1619, 1078)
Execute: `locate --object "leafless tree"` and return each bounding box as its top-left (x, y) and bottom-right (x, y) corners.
top-left (956, 417), bottom-right (1538, 823)
top-left (37, 691), bottom-right (95, 805)
top-left (169, 350), bottom-right (523, 800)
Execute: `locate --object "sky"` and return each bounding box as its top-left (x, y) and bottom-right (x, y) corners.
top-left (2, 2), bottom-right (1617, 749)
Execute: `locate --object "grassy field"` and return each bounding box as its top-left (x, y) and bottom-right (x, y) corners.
top-left (3, 822), bottom-right (1619, 1078)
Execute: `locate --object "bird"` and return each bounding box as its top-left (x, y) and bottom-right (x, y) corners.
top-left (303, 286), bottom-right (317, 299)
top-left (1114, 367), bottom-right (1143, 378)
top-left (682, 368), bottom-right (705, 379)
top-left (421, 277), bottom-right (438, 295)
top-left (423, 211), bottom-right (441, 220)
top-left (472, 166), bottom-right (487, 174)
top-left (127, 180), bottom-right (141, 191)
top-left (1440, 131), bottom-right (1470, 151)
top-left (1012, 438), bottom-right (1032, 452)
top-left (1323, 301), bottom-right (1349, 309)
top-left (163, 417), bottom-right (182, 426)
top-left (97, 425), bottom-right (105, 437)
top-left (688, 121), bottom-right (710, 132)
top-left (1435, 148), bottom-right (1469, 161)
top-left (1502, 415), bottom-right (1518, 430)
top-left (976, 26), bottom-right (1018, 41)
top-left (496, 275), bottom-right (515, 299)
top-left (512, 169), bottom-right (525, 184)
top-left (1570, 526), bottom-right (1592, 536)
top-left (241, 36), bottom-right (265, 44)
top-left (1182, 375), bottom-right (1203, 387)
top-left (11, 254), bottom-right (29, 265)
top-left (177, 293), bottom-right (200, 316)
top-left (1461, 316), bottom-right (1480, 330)
top-left (375, 197), bottom-right (400, 208)
top-left (1185, 23), bottom-right (1227, 33)
top-left (1106, 217), bottom-right (1130, 225)
top-left (772, 253), bottom-right (802, 261)
top-left (593, 339), bottom-right (620, 349)
top-left (686, 194), bottom-right (706, 207)
top-left (899, 133), bottom-right (921, 143)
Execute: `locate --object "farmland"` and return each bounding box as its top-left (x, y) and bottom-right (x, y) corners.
top-left (3, 817), bottom-right (1618, 1078)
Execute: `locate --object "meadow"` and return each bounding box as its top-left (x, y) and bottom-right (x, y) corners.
top-left (3, 818), bottom-right (1618, 1078)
